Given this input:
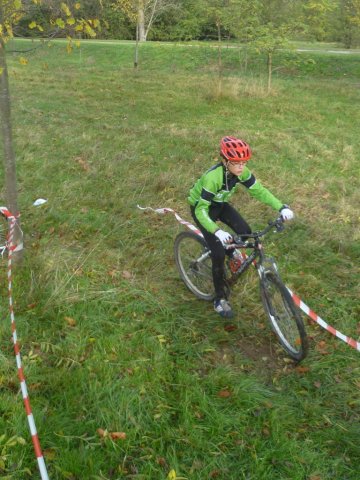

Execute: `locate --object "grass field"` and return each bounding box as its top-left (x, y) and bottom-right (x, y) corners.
top-left (0, 39), bottom-right (359, 479)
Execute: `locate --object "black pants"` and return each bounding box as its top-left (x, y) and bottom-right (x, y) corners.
top-left (190, 203), bottom-right (251, 301)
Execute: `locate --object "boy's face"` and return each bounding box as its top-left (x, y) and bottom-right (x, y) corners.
top-left (226, 160), bottom-right (247, 176)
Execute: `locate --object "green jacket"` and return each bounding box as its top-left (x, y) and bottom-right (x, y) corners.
top-left (188, 163), bottom-right (283, 233)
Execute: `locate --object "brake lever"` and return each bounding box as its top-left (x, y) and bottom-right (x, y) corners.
top-left (275, 218), bottom-right (285, 232)
top-left (232, 235), bottom-right (247, 248)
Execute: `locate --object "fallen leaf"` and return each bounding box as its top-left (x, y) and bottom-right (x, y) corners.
top-left (315, 341), bottom-right (329, 355)
top-left (108, 269), bottom-right (117, 278)
top-left (224, 324), bottom-right (237, 332)
top-left (73, 267), bottom-right (83, 276)
top-left (313, 381), bottom-right (322, 389)
top-left (218, 389), bottom-right (232, 398)
top-left (157, 457), bottom-right (167, 468)
top-left (43, 448), bottom-right (56, 460)
top-left (210, 470), bottom-right (221, 478)
top-left (167, 469), bottom-right (177, 480)
top-left (295, 366), bottom-right (310, 374)
top-left (29, 382), bottom-right (42, 390)
top-left (122, 270), bottom-right (133, 280)
top-left (75, 156), bottom-right (90, 172)
top-left (96, 428), bottom-right (107, 438)
top-left (110, 431), bottom-right (126, 440)
top-left (64, 316), bottom-right (76, 327)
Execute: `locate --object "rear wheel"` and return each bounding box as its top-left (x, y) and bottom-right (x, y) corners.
top-left (260, 271), bottom-right (308, 361)
top-left (174, 231), bottom-right (214, 300)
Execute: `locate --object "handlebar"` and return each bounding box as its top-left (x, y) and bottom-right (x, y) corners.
top-left (226, 216), bottom-right (285, 249)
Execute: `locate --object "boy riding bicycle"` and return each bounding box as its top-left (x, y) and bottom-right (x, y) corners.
top-left (188, 136), bottom-right (294, 319)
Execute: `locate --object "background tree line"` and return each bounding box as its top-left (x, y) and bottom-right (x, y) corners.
top-left (1, 0), bottom-right (359, 244)
top-left (16, 0), bottom-right (360, 48)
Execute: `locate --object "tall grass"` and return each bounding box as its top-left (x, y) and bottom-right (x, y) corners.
top-left (0, 39), bottom-right (359, 479)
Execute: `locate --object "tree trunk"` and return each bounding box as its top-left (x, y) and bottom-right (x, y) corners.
top-left (0, 47), bottom-right (19, 216)
top-left (267, 51), bottom-right (272, 93)
top-left (216, 20), bottom-right (222, 96)
top-left (343, 25), bottom-right (352, 49)
top-left (0, 30), bottom-right (23, 258)
top-left (134, 22), bottom-right (139, 68)
top-left (242, 44), bottom-right (248, 73)
top-left (138, 0), bottom-right (146, 42)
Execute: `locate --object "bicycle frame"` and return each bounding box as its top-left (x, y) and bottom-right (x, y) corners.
top-left (225, 216), bottom-right (284, 285)
top-left (190, 216), bottom-right (284, 286)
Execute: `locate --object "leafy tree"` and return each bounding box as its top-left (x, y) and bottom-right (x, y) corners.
top-left (204, 0), bottom-right (232, 80)
top-left (302, 0), bottom-right (337, 41)
top-left (223, 0), bottom-right (262, 71)
top-left (240, 1), bottom-right (305, 92)
top-left (253, 23), bottom-right (294, 93)
top-left (164, 0), bottom-right (208, 41)
top-left (339, 0), bottom-right (360, 47)
top-left (0, 0), bottom-right (99, 253)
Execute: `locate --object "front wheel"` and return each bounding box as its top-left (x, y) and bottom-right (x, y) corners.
top-left (260, 271), bottom-right (308, 361)
top-left (174, 231), bottom-right (214, 301)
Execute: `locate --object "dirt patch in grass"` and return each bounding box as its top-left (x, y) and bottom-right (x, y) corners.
top-left (207, 325), bottom-right (284, 373)
top-left (234, 335), bottom-right (281, 371)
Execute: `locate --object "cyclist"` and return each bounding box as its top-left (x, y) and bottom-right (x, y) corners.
top-left (188, 136), bottom-right (294, 319)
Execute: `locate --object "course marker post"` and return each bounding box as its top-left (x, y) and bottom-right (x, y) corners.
top-left (3, 209), bottom-right (50, 480)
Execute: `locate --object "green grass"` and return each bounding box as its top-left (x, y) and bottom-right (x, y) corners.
top-left (0, 39), bottom-right (359, 479)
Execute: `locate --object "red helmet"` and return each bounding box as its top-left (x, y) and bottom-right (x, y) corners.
top-left (220, 136), bottom-right (252, 162)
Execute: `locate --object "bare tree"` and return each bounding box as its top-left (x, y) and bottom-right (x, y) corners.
top-left (118, 0), bottom-right (178, 42)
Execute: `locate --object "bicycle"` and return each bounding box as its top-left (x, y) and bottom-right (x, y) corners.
top-left (174, 216), bottom-right (308, 362)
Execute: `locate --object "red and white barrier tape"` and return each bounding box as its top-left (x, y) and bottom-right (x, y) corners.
top-left (138, 205), bottom-right (360, 352)
top-left (288, 289), bottom-right (360, 351)
top-left (137, 205), bottom-right (203, 237)
top-left (0, 206), bottom-right (24, 252)
top-left (2, 208), bottom-right (50, 480)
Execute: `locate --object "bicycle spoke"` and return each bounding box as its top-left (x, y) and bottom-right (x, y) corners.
top-left (270, 288), bottom-right (298, 345)
top-left (260, 272), bottom-right (308, 361)
top-left (174, 232), bottom-right (214, 300)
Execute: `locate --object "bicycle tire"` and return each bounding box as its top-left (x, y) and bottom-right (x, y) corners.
top-left (260, 271), bottom-right (308, 361)
top-left (174, 231), bottom-right (214, 301)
